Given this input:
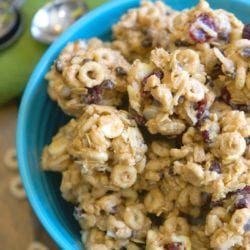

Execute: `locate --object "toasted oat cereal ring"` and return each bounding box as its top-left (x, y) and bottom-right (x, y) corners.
top-left (3, 147), bottom-right (18, 170)
top-left (78, 61), bottom-right (105, 88)
top-left (27, 241), bottom-right (49, 250)
top-left (9, 175), bottom-right (26, 200)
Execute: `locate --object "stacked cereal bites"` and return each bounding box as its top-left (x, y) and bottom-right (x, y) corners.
top-left (42, 0), bottom-right (250, 249)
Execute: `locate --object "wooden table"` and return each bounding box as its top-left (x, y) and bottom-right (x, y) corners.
top-left (0, 101), bottom-right (58, 250)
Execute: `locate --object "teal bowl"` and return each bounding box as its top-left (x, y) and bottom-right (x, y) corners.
top-left (17, 0), bottom-right (250, 249)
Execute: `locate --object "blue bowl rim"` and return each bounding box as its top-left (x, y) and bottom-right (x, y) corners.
top-left (17, 0), bottom-right (137, 249)
top-left (16, 0), bottom-right (250, 249)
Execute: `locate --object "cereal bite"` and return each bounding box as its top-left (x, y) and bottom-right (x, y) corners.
top-left (68, 105), bottom-right (147, 185)
top-left (206, 186), bottom-right (250, 249)
top-left (212, 39), bottom-right (250, 109)
top-left (42, 105), bottom-right (147, 188)
top-left (112, 0), bottom-right (177, 61)
top-left (128, 48), bottom-right (214, 136)
top-left (169, 0), bottom-right (243, 47)
top-left (46, 39), bottom-right (130, 117)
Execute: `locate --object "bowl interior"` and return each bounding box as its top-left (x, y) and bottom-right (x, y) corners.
top-left (17, 0), bottom-right (250, 249)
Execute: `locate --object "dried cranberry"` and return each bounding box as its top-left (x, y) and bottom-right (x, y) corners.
top-left (220, 87), bottom-right (231, 105)
top-left (141, 70), bottom-right (164, 98)
top-left (164, 242), bottom-right (183, 250)
top-left (87, 86), bottom-right (103, 104)
top-left (195, 99), bottom-right (207, 119)
top-left (201, 130), bottom-right (211, 144)
top-left (241, 186), bottom-right (250, 194)
top-left (55, 60), bottom-right (63, 73)
top-left (142, 70), bottom-right (164, 85)
top-left (242, 24), bottom-right (250, 40)
top-left (234, 196), bottom-right (250, 210)
top-left (142, 37), bottom-right (153, 48)
top-left (189, 13), bottom-right (217, 43)
top-left (134, 114), bottom-right (146, 126)
top-left (147, 213), bottom-right (165, 227)
top-left (209, 160), bottom-right (222, 174)
top-left (240, 48), bottom-right (250, 58)
top-left (154, 70), bottom-right (164, 80)
top-left (101, 79), bottom-right (115, 90)
top-left (115, 66), bottom-right (127, 77)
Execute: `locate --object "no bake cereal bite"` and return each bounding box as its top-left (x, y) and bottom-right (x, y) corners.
top-left (112, 0), bottom-right (177, 61)
top-left (127, 47), bottom-right (215, 136)
top-left (46, 39), bottom-right (130, 117)
top-left (41, 0), bottom-right (250, 249)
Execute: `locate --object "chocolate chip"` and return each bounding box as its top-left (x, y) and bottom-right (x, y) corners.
top-left (174, 40), bottom-right (191, 47)
top-left (217, 32), bottom-right (229, 42)
top-left (245, 137), bottom-right (250, 145)
top-left (168, 166), bottom-right (175, 176)
top-left (242, 24), bottom-right (250, 40)
top-left (233, 103), bottom-right (250, 112)
top-left (55, 60), bottom-right (63, 73)
top-left (211, 63), bottom-right (222, 80)
top-left (147, 213), bottom-right (165, 227)
top-left (101, 79), bottom-right (115, 90)
top-left (240, 48), bottom-right (250, 58)
top-left (209, 160), bottom-right (221, 174)
top-left (211, 200), bottom-right (223, 208)
top-left (82, 58), bottom-right (92, 64)
top-left (142, 37), bottom-right (153, 48)
top-left (115, 66), bottom-right (127, 77)
top-left (244, 220), bottom-right (250, 232)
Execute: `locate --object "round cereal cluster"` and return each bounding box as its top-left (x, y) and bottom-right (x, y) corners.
top-left (42, 1), bottom-right (250, 249)
top-left (112, 0), bottom-right (177, 61)
top-left (127, 47), bottom-right (215, 136)
top-left (42, 105), bottom-right (147, 190)
top-left (46, 39), bottom-right (130, 117)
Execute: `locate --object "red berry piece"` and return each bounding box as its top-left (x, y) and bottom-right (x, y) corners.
top-left (201, 130), bottom-right (211, 144)
top-left (195, 98), bottom-right (207, 119)
top-left (87, 86), bottom-right (103, 104)
top-left (164, 242), bottom-right (183, 250)
top-left (189, 13), bottom-right (217, 43)
top-left (220, 87), bottom-right (231, 105)
top-left (141, 70), bottom-right (164, 98)
top-left (234, 196), bottom-right (250, 210)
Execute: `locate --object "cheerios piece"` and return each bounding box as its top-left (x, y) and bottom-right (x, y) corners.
top-left (3, 147), bottom-right (18, 170)
top-left (9, 175), bottom-right (26, 200)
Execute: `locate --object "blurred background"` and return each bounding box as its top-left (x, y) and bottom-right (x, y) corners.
top-left (0, 0), bottom-right (107, 249)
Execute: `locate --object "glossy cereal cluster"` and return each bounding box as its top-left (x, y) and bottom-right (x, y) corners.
top-left (42, 1), bottom-right (250, 249)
